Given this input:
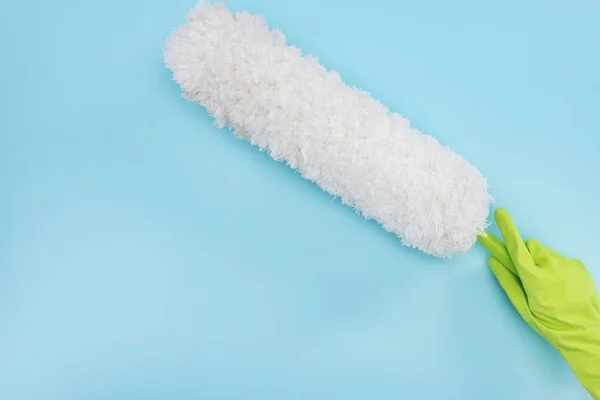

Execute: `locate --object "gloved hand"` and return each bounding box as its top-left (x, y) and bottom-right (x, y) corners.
top-left (478, 208), bottom-right (600, 399)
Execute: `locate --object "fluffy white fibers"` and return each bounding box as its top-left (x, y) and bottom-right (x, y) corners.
top-left (164, 2), bottom-right (491, 257)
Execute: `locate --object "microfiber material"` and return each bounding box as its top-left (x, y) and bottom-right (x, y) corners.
top-left (164, 1), bottom-right (492, 257)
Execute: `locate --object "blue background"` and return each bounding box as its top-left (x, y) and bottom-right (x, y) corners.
top-left (1, 0), bottom-right (599, 398)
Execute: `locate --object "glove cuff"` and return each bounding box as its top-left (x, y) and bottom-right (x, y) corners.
top-left (557, 318), bottom-right (600, 399)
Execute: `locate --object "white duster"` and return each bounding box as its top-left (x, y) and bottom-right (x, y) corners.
top-left (164, 2), bottom-right (491, 257)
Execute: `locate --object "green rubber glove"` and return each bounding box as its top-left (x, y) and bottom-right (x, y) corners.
top-left (478, 208), bottom-right (600, 399)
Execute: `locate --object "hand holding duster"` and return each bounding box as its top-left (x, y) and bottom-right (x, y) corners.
top-left (479, 209), bottom-right (600, 399)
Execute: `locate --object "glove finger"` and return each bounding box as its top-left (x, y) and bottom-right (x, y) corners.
top-left (495, 208), bottom-right (537, 275)
top-left (488, 256), bottom-right (532, 323)
top-left (525, 239), bottom-right (552, 267)
top-left (477, 231), bottom-right (519, 276)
